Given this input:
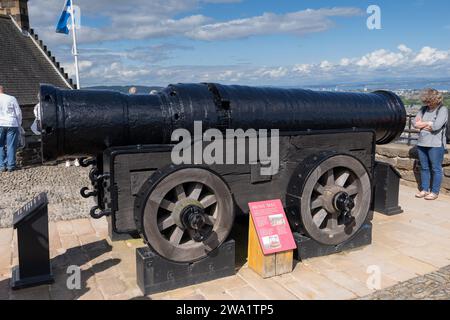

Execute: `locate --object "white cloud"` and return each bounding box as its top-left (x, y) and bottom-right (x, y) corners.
top-left (292, 64), bottom-right (313, 74)
top-left (254, 67), bottom-right (289, 79)
top-left (398, 44), bottom-right (412, 54)
top-left (413, 46), bottom-right (449, 65)
top-left (186, 8), bottom-right (362, 40)
top-left (29, 1), bottom-right (361, 44)
top-left (339, 58), bottom-right (351, 66)
top-left (73, 44), bottom-right (450, 86)
top-left (28, 0), bottom-right (237, 44)
top-left (319, 60), bottom-right (333, 70)
top-left (356, 49), bottom-right (405, 68)
top-left (292, 45), bottom-right (450, 82)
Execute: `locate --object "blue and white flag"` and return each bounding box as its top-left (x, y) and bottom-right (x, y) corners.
top-left (56, 0), bottom-right (72, 34)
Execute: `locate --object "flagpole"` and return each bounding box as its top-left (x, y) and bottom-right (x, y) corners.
top-left (70, 0), bottom-right (80, 89)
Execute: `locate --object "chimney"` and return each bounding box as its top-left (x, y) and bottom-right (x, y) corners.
top-left (0, 0), bottom-right (29, 30)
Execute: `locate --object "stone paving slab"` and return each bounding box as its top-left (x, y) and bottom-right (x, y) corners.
top-left (0, 185), bottom-right (449, 300)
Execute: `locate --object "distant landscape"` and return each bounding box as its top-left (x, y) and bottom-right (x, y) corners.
top-left (87, 85), bottom-right (163, 94)
top-left (402, 93), bottom-right (450, 107)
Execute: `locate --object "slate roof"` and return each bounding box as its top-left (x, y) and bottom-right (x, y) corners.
top-left (0, 14), bottom-right (72, 106)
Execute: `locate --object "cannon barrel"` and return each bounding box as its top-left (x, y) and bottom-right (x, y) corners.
top-left (39, 83), bottom-right (406, 161)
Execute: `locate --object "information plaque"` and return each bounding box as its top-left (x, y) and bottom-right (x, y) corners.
top-left (248, 199), bottom-right (296, 255)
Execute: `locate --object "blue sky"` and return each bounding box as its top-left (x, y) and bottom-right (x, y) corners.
top-left (28, 0), bottom-right (450, 87)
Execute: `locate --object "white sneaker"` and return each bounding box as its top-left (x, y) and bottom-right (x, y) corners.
top-left (65, 160), bottom-right (71, 167)
top-left (74, 159), bottom-right (80, 167)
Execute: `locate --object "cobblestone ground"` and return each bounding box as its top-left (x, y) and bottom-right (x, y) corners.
top-left (0, 164), bottom-right (93, 228)
top-left (362, 265), bottom-right (450, 300)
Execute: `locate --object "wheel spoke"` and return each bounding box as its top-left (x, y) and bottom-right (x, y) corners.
top-left (158, 216), bottom-right (175, 231)
top-left (335, 171), bottom-right (350, 187)
top-left (184, 239), bottom-right (196, 246)
top-left (325, 169), bottom-right (335, 186)
top-left (204, 215), bottom-right (216, 226)
top-left (175, 184), bottom-right (186, 200)
top-left (189, 183), bottom-right (203, 201)
top-left (160, 199), bottom-right (175, 212)
top-left (346, 183), bottom-right (359, 196)
top-left (313, 209), bottom-right (328, 227)
top-left (314, 183), bottom-right (325, 195)
top-left (326, 214), bottom-right (338, 229)
top-left (200, 194), bottom-right (217, 208)
top-left (170, 226), bottom-right (184, 245)
top-left (311, 197), bottom-right (323, 210)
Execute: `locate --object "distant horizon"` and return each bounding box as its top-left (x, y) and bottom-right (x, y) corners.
top-left (86, 77), bottom-right (450, 92)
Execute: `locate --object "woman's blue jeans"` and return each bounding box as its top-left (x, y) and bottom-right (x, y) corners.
top-left (0, 126), bottom-right (19, 170)
top-left (417, 146), bottom-right (445, 194)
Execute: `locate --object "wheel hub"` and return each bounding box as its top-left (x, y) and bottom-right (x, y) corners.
top-left (181, 205), bottom-right (206, 230)
top-left (334, 192), bottom-right (355, 213)
top-left (321, 185), bottom-right (344, 214)
top-left (172, 198), bottom-right (204, 228)
top-left (334, 192), bottom-right (356, 226)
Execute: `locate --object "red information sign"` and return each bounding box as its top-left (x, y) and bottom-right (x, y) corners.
top-left (248, 199), bottom-right (297, 255)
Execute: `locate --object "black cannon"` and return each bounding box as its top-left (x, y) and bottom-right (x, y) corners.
top-left (39, 83), bottom-right (406, 263)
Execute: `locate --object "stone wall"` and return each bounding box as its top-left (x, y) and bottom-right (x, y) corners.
top-left (376, 144), bottom-right (450, 195)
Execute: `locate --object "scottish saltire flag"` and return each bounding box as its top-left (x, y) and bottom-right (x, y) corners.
top-left (56, 0), bottom-right (72, 34)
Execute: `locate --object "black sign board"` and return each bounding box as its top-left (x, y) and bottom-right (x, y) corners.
top-left (11, 193), bottom-right (54, 290)
top-left (373, 162), bottom-right (404, 216)
top-left (13, 193), bottom-right (48, 227)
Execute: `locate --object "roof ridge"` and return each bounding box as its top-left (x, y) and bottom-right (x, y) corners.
top-left (0, 14), bottom-right (75, 105)
top-left (6, 14), bottom-right (74, 89)
top-left (28, 28), bottom-right (74, 89)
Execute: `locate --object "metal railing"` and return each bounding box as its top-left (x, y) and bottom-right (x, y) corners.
top-left (397, 113), bottom-right (420, 146)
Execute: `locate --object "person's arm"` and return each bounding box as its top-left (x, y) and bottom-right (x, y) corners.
top-left (423, 107), bottom-right (448, 132)
top-left (431, 107), bottom-right (448, 132)
top-left (414, 113), bottom-right (428, 130)
top-left (13, 98), bottom-right (22, 126)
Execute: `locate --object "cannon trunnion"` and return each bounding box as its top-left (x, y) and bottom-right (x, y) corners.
top-left (39, 83), bottom-right (406, 263)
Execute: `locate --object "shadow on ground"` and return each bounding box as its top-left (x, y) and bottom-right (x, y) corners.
top-left (230, 214), bottom-right (249, 270)
top-left (0, 240), bottom-right (121, 300)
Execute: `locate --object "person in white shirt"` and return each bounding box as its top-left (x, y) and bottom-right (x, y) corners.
top-left (0, 85), bottom-right (22, 172)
